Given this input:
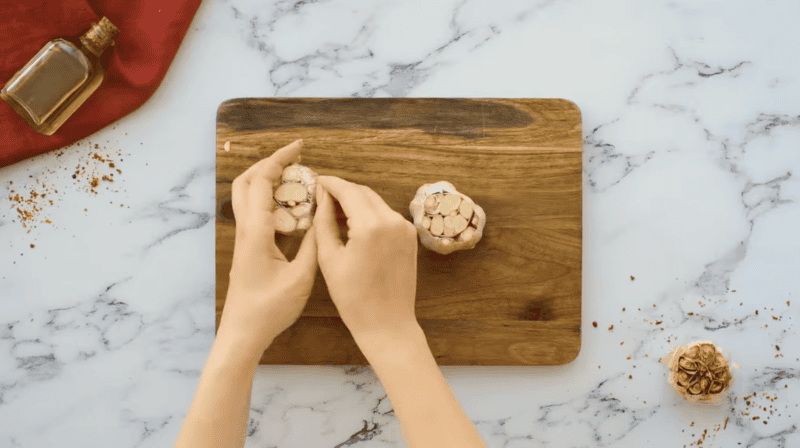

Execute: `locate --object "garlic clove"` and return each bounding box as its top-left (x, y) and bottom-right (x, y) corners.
top-left (452, 215), bottom-right (468, 233)
top-left (281, 165), bottom-right (304, 182)
top-left (422, 216), bottom-right (431, 230)
top-left (275, 183), bottom-right (308, 203)
top-left (424, 195), bottom-right (438, 214)
top-left (291, 203), bottom-right (312, 217)
top-left (460, 227), bottom-right (475, 242)
top-left (437, 194), bottom-right (461, 215)
top-left (459, 200), bottom-right (473, 219)
top-left (297, 217), bottom-right (311, 230)
top-left (273, 207), bottom-right (297, 233)
top-left (430, 215), bottom-right (444, 236)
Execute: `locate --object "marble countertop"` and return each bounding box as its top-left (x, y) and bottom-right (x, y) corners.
top-left (2, 0), bottom-right (799, 446)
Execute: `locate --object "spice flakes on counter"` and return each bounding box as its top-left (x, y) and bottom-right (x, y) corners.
top-left (3, 137), bottom-right (130, 240)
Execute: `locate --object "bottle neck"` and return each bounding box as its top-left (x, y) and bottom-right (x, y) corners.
top-left (80, 17), bottom-right (118, 57)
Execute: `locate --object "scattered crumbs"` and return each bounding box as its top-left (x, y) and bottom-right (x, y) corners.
top-left (3, 142), bottom-right (127, 230)
top-left (592, 321), bottom-right (598, 328)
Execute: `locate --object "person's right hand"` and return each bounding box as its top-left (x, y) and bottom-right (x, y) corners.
top-left (314, 175), bottom-right (420, 342)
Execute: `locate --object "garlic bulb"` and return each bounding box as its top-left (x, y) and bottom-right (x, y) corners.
top-left (666, 341), bottom-right (733, 404)
top-left (273, 164), bottom-right (317, 236)
top-left (409, 181), bottom-right (485, 255)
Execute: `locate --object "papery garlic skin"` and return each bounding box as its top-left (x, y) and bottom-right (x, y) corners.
top-left (409, 181), bottom-right (485, 255)
top-left (273, 164), bottom-right (317, 236)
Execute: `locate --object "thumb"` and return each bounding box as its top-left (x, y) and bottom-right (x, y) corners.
top-left (314, 183), bottom-right (344, 260)
top-left (289, 222), bottom-right (318, 277)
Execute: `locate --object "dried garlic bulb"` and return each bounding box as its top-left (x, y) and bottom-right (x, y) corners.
top-left (666, 341), bottom-right (733, 404)
top-left (273, 164), bottom-right (317, 236)
top-left (409, 181), bottom-right (486, 255)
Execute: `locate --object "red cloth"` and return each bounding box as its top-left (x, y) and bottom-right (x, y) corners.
top-left (0, 0), bottom-right (202, 168)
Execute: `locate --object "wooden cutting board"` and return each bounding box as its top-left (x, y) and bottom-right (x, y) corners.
top-left (216, 98), bottom-right (582, 365)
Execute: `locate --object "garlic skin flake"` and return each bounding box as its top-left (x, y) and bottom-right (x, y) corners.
top-left (409, 181), bottom-right (485, 255)
top-left (273, 164), bottom-right (318, 236)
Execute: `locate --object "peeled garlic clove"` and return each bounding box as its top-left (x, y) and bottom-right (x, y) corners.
top-left (275, 183), bottom-right (308, 203)
top-left (297, 217), bottom-right (311, 230)
top-left (273, 164), bottom-right (318, 236)
top-left (459, 200), bottom-right (473, 219)
top-left (459, 227), bottom-right (475, 242)
top-left (291, 203), bottom-right (312, 217)
top-left (424, 195), bottom-right (438, 214)
top-left (430, 215), bottom-right (444, 236)
top-left (281, 165), bottom-right (304, 182)
top-left (442, 215), bottom-right (457, 230)
top-left (422, 216), bottom-right (431, 230)
top-left (471, 215), bottom-right (479, 226)
top-left (274, 207), bottom-right (297, 233)
top-left (452, 215), bottom-right (468, 233)
top-left (438, 194), bottom-right (461, 215)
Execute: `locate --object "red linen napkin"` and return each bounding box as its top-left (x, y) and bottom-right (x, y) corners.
top-left (0, 0), bottom-right (203, 168)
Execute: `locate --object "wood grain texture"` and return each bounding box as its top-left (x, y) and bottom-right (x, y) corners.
top-left (216, 98), bottom-right (582, 365)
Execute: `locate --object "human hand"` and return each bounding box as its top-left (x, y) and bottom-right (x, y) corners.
top-left (314, 176), bottom-right (420, 343)
top-left (219, 139), bottom-right (318, 353)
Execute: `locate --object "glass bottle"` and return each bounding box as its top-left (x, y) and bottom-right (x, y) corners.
top-left (1, 17), bottom-right (119, 136)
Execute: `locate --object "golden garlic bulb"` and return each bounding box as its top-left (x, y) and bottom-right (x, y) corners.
top-left (667, 341), bottom-right (733, 403)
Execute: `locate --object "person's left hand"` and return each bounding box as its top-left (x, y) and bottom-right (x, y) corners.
top-left (218, 139), bottom-right (318, 354)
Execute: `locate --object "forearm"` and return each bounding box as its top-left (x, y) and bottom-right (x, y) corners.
top-left (174, 330), bottom-right (266, 448)
top-left (356, 324), bottom-right (488, 448)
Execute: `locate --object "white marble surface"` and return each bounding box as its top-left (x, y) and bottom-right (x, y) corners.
top-left (2, 0), bottom-right (799, 446)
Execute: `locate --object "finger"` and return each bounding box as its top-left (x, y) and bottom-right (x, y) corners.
top-left (316, 176), bottom-right (374, 220)
top-left (314, 184), bottom-right (344, 256)
top-left (247, 139), bottom-right (305, 222)
top-left (239, 139), bottom-right (304, 186)
top-left (249, 167), bottom-right (279, 224)
top-left (360, 185), bottom-right (395, 215)
top-left (289, 222), bottom-right (318, 277)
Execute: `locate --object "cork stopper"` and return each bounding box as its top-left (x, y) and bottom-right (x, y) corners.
top-left (80, 17), bottom-right (119, 57)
